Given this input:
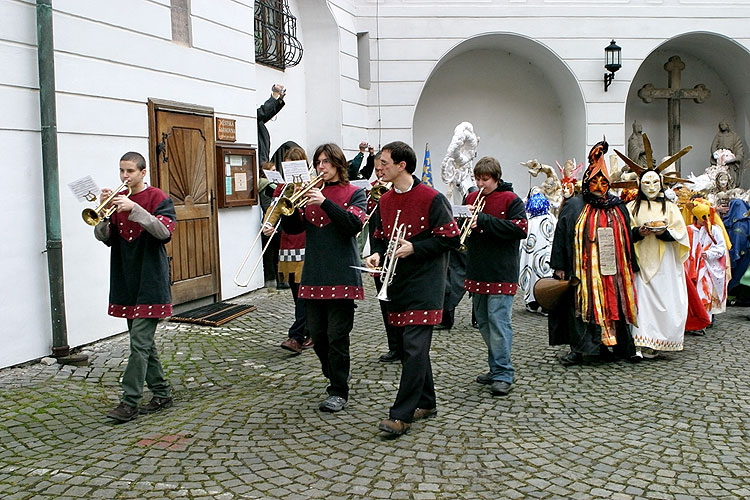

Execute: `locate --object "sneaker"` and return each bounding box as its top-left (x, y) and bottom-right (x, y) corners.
top-left (378, 418), bottom-right (410, 435)
top-left (413, 407), bottom-right (438, 421)
top-left (139, 396), bottom-right (173, 414)
top-left (559, 351), bottom-right (583, 366)
top-left (319, 395), bottom-right (347, 412)
top-left (301, 337), bottom-right (314, 349)
top-left (280, 338), bottom-right (302, 354)
top-left (491, 381), bottom-right (513, 396)
top-left (106, 402), bottom-right (138, 423)
top-left (475, 372), bottom-right (493, 385)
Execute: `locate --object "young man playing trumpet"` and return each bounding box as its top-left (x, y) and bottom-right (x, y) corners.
top-left (94, 152), bottom-right (176, 422)
top-left (365, 141), bottom-right (459, 436)
top-left (463, 157), bottom-right (527, 396)
top-left (281, 143), bottom-right (366, 413)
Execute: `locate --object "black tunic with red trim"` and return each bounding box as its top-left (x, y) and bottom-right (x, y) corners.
top-left (281, 182), bottom-right (366, 299)
top-left (104, 186), bottom-right (176, 319)
top-left (371, 176), bottom-right (460, 326)
top-left (463, 182), bottom-right (528, 295)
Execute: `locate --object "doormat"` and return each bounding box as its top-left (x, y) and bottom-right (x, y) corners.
top-left (170, 302), bottom-right (256, 326)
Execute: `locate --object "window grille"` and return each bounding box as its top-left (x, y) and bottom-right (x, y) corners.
top-left (254, 0), bottom-right (303, 70)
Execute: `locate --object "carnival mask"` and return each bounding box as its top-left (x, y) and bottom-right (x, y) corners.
top-left (640, 171), bottom-right (661, 200)
top-left (588, 175), bottom-right (609, 198)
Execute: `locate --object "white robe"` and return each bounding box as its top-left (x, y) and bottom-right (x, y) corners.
top-left (628, 200), bottom-right (689, 351)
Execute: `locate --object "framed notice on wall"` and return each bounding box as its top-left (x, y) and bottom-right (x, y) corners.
top-left (215, 143), bottom-right (257, 208)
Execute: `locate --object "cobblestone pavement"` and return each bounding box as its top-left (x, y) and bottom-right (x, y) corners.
top-left (1, 280), bottom-right (750, 499)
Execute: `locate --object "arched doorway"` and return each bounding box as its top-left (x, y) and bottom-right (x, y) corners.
top-left (413, 34), bottom-right (586, 197)
top-left (625, 32), bottom-right (750, 184)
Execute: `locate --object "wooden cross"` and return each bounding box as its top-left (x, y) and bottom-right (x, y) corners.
top-left (638, 56), bottom-right (710, 174)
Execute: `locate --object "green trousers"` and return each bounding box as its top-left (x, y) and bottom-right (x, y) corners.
top-left (121, 318), bottom-right (171, 406)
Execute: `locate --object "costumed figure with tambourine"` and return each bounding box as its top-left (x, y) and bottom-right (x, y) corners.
top-left (547, 138), bottom-right (639, 366)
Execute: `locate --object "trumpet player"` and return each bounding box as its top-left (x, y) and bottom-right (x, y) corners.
top-left (280, 143), bottom-right (366, 413)
top-left (94, 152), bottom-right (176, 423)
top-left (463, 157), bottom-right (527, 397)
top-left (365, 141), bottom-right (459, 436)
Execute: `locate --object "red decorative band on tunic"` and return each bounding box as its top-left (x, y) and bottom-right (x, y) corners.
top-left (464, 280), bottom-right (518, 296)
top-left (109, 303), bottom-right (173, 319)
top-left (347, 204), bottom-right (366, 222)
top-left (387, 309), bottom-right (443, 326)
top-left (432, 221), bottom-right (460, 238)
top-left (299, 285), bottom-right (364, 300)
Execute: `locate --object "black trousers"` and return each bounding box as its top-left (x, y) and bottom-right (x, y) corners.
top-left (305, 299), bottom-right (354, 399)
top-left (389, 324), bottom-right (435, 422)
top-left (287, 277), bottom-right (307, 343)
top-left (374, 277), bottom-right (402, 355)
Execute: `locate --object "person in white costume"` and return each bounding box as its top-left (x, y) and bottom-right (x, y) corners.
top-left (615, 135), bottom-right (692, 359)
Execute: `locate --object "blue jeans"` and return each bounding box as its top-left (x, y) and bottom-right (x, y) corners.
top-left (473, 294), bottom-right (514, 383)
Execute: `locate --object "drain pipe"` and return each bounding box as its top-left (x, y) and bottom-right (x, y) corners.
top-left (36, 0), bottom-right (70, 358)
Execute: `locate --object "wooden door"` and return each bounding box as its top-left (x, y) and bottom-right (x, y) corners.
top-left (149, 100), bottom-right (220, 304)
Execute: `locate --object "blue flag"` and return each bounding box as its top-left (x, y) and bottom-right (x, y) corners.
top-left (421, 143), bottom-right (433, 187)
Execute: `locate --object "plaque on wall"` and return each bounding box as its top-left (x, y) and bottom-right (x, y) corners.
top-left (216, 117), bottom-right (237, 142)
top-left (215, 143), bottom-right (257, 208)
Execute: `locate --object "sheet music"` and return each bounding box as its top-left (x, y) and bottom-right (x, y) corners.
top-left (68, 176), bottom-right (100, 203)
top-left (282, 160), bottom-right (310, 184)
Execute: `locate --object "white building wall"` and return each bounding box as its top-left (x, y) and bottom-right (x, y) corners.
top-left (1, 0), bottom-right (271, 368)
top-left (338, 0), bottom-right (750, 190)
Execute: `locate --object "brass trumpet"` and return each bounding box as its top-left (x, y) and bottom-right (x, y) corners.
top-left (82, 180), bottom-right (132, 226)
top-left (277, 175), bottom-right (325, 216)
top-left (376, 209), bottom-right (406, 302)
top-left (458, 192), bottom-right (485, 252)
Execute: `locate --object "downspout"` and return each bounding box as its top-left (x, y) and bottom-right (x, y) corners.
top-left (36, 0), bottom-right (69, 358)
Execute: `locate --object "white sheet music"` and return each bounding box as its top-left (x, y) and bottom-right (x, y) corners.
top-left (282, 160), bottom-right (310, 184)
top-left (68, 176), bottom-right (100, 203)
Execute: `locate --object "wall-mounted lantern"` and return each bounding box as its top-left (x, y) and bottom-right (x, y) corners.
top-left (604, 40), bottom-right (622, 92)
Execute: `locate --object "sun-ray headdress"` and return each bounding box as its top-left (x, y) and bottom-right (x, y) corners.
top-left (612, 133), bottom-right (692, 190)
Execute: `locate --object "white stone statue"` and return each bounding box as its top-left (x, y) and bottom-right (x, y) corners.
top-left (521, 159), bottom-right (563, 214)
top-left (441, 122), bottom-right (479, 200)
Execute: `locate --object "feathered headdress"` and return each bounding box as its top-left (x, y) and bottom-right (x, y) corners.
top-left (612, 133), bottom-right (692, 190)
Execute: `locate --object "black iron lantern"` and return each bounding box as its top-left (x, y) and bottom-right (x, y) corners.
top-left (604, 40), bottom-right (621, 91)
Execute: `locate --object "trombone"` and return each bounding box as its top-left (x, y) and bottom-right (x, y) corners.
top-left (458, 191), bottom-right (485, 252)
top-left (233, 184), bottom-right (295, 287)
top-left (277, 175), bottom-right (326, 216)
top-left (82, 180), bottom-right (132, 225)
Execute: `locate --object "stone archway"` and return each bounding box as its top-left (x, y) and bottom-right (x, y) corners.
top-left (626, 32), bottom-right (750, 184)
top-left (413, 34), bottom-right (586, 197)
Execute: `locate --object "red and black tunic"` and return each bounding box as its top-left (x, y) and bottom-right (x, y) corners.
top-left (104, 186), bottom-right (176, 319)
top-left (371, 176), bottom-right (460, 326)
top-left (281, 182), bottom-right (366, 299)
top-left (464, 183), bottom-right (528, 295)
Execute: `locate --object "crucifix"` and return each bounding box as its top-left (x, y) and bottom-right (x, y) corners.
top-left (638, 55), bottom-right (710, 174)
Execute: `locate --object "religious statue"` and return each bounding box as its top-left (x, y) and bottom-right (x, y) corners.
top-left (627, 121), bottom-right (648, 167)
top-left (710, 121), bottom-right (744, 166)
top-left (440, 121), bottom-right (480, 200)
top-left (521, 159), bottom-right (563, 214)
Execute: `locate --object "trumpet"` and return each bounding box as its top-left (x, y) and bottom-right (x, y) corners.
top-left (82, 180), bottom-right (132, 226)
top-left (233, 184), bottom-right (295, 287)
top-left (277, 175), bottom-right (326, 216)
top-left (458, 192), bottom-right (486, 252)
top-left (376, 209), bottom-right (406, 302)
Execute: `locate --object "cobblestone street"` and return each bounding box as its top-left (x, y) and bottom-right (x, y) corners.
top-left (1, 280), bottom-right (750, 499)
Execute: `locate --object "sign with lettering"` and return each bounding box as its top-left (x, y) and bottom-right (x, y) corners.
top-left (216, 117), bottom-right (236, 142)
